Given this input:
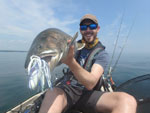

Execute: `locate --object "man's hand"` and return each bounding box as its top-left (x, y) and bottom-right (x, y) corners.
top-left (61, 40), bottom-right (75, 66)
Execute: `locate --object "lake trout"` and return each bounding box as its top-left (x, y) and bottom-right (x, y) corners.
top-left (25, 28), bottom-right (84, 91)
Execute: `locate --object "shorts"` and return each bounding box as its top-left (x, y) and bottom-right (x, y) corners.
top-left (57, 84), bottom-right (104, 113)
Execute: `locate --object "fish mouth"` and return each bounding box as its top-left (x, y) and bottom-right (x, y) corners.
top-left (40, 50), bottom-right (58, 57)
top-left (40, 54), bottom-right (52, 59)
top-left (39, 50), bottom-right (58, 62)
top-left (25, 50), bottom-right (59, 69)
top-left (40, 54), bottom-right (52, 63)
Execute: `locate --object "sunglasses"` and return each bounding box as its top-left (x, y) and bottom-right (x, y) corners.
top-left (80, 24), bottom-right (97, 31)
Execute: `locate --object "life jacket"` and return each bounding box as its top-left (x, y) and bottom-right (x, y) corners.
top-left (75, 40), bottom-right (105, 71)
top-left (75, 40), bottom-right (106, 90)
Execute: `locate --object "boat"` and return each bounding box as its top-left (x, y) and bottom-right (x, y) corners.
top-left (6, 74), bottom-right (150, 113)
top-left (6, 91), bottom-right (45, 113)
top-left (6, 74), bottom-right (113, 113)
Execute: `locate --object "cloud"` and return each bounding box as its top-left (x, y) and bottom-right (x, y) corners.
top-left (1, 0), bottom-right (149, 52)
top-left (0, 0), bottom-right (79, 37)
top-left (0, 25), bottom-right (32, 37)
top-left (0, 0), bottom-right (79, 50)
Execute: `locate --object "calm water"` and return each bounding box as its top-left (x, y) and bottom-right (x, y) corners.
top-left (0, 52), bottom-right (150, 113)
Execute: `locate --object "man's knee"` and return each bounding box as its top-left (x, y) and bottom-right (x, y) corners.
top-left (95, 92), bottom-right (137, 113)
top-left (116, 92), bottom-right (137, 107)
top-left (39, 88), bottom-right (67, 113)
top-left (45, 87), bottom-right (67, 100)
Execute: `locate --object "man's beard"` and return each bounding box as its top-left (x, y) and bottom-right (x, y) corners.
top-left (83, 35), bottom-right (97, 44)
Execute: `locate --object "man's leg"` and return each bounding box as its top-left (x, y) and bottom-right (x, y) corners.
top-left (95, 92), bottom-right (137, 113)
top-left (39, 87), bottom-right (67, 113)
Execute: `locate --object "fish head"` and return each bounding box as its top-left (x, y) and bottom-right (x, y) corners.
top-left (25, 28), bottom-right (71, 71)
top-left (25, 28), bottom-right (85, 72)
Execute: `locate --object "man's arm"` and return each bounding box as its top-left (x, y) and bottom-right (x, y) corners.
top-left (62, 45), bottom-right (104, 90)
top-left (69, 60), bottom-right (104, 90)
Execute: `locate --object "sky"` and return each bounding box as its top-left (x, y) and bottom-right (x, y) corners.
top-left (0, 0), bottom-right (150, 55)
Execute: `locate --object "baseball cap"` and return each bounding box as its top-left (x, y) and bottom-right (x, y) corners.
top-left (80, 14), bottom-right (98, 25)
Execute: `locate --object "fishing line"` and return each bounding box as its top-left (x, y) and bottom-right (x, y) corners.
top-left (105, 11), bottom-right (125, 89)
top-left (105, 10), bottom-right (137, 90)
top-left (107, 11), bottom-right (125, 75)
top-left (111, 15), bottom-right (136, 73)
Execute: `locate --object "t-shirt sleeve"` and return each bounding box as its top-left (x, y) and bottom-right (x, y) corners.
top-left (94, 50), bottom-right (109, 71)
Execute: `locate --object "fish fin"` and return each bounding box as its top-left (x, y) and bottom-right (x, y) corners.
top-left (68, 32), bottom-right (85, 50)
top-left (77, 43), bottom-right (85, 50)
top-left (69, 32), bottom-right (78, 47)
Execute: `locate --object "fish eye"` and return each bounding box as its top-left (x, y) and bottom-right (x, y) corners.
top-left (37, 45), bottom-right (42, 49)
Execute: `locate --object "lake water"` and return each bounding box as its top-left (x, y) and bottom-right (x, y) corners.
top-left (0, 52), bottom-right (150, 113)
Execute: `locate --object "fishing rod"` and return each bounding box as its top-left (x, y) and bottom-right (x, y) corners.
top-left (107, 12), bottom-right (125, 73)
top-left (105, 11), bottom-right (125, 90)
top-left (106, 12), bottom-right (136, 90)
top-left (112, 17), bottom-right (136, 73)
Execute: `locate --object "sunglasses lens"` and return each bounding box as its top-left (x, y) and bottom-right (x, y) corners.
top-left (80, 24), bottom-right (97, 31)
top-left (80, 25), bottom-right (87, 30)
top-left (89, 24), bottom-right (97, 30)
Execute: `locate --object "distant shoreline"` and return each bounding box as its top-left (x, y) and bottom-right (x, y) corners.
top-left (0, 50), bottom-right (28, 52)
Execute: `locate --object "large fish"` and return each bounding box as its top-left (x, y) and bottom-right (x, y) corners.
top-left (25, 28), bottom-right (84, 91)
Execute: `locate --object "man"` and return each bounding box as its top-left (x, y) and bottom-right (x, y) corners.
top-left (39, 14), bottom-right (137, 113)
